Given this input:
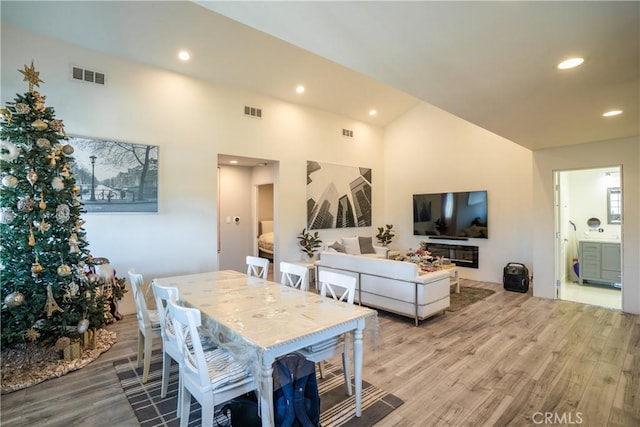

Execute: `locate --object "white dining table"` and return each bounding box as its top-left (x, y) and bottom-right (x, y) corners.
top-left (152, 270), bottom-right (377, 427)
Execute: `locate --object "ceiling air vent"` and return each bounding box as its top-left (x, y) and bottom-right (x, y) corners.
top-left (243, 105), bottom-right (262, 119)
top-left (72, 66), bottom-right (105, 85)
top-left (342, 129), bottom-right (354, 138)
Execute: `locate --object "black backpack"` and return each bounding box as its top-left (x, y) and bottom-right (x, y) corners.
top-left (273, 353), bottom-right (321, 427)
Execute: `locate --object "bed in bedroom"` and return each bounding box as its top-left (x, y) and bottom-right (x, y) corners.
top-left (258, 220), bottom-right (274, 261)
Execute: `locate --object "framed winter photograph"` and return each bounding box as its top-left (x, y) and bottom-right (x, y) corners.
top-left (67, 136), bottom-right (159, 213)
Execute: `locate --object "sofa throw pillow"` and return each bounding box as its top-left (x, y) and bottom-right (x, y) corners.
top-left (358, 236), bottom-right (376, 254)
top-left (341, 236), bottom-right (361, 255)
top-left (328, 241), bottom-right (346, 253)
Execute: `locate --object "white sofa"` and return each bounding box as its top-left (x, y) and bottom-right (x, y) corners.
top-left (316, 252), bottom-right (450, 325)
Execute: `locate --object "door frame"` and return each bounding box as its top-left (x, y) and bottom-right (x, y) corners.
top-left (553, 166), bottom-right (624, 307)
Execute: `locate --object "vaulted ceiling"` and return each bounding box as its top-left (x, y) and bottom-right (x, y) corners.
top-left (3, 1), bottom-right (638, 151)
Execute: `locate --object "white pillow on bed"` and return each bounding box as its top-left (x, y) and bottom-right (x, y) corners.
top-left (341, 237), bottom-right (361, 255)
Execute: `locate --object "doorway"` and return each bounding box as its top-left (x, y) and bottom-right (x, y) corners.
top-left (217, 154), bottom-right (277, 274)
top-left (554, 166), bottom-right (622, 310)
top-left (257, 183), bottom-right (275, 270)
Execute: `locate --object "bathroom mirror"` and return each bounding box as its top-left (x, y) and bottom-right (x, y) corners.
top-left (607, 187), bottom-right (621, 224)
top-left (587, 217), bottom-right (601, 229)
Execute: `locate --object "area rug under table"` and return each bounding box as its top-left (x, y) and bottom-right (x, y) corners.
top-left (113, 351), bottom-right (402, 427)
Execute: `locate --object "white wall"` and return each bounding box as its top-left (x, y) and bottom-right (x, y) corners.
top-left (567, 167), bottom-right (621, 242)
top-left (383, 103), bottom-right (534, 283)
top-left (533, 137), bottom-right (640, 314)
top-left (218, 165), bottom-right (253, 273)
top-left (1, 26), bottom-right (385, 315)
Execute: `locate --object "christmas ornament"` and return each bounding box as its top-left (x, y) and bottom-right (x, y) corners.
top-left (4, 291), bottom-right (25, 307)
top-left (27, 168), bottom-right (38, 186)
top-left (19, 61), bottom-right (44, 91)
top-left (25, 328), bottom-right (41, 342)
top-left (0, 107), bottom-right (12, 124)
top-left (32, 92), bottom-right (46, 112)
top-left (62, 144), bottom-right (74, 155)
top-left (31, 119), bottom-right (48, 131)
top-left (44, 284), bottom-right (64, 317)
top-left (14, 103), bottom-right (30, 114)
top-left (77, 319), bottom-right (90, 334)
top-left (87, 273), bottom-right (100, 285)
top-left (52, 176), bottom-right (64, 190)
top-left (17, 195), bottom-right (35, 212)
top-left (31, 258), bottom-right (43, 276)
top-left (1, 175), bottom-right (18, 187)
top-left (0, 208), bottom-right (16, 224)
top-left (0, 140), bottom-right (20, 161)
top-left (56, 204), bottom-right (70, 223)
top-left (60, 165), bottom-right (71, 178)
top-left (49, 119), bottom-right (63, 131)
top-left (57, 264), bottom-right (72, 277)
top-left (84, 290), bottom-right (92, 300)
top-left (28, 226), bottom-right (36, 246)
top-left (34, 218), bottom-right (51, 233)
top-left (62, 282), bottom-right (79, 302)
top-left (47, 149), bottom-right (59, 166)
top-left (38, 192), bottom-right (46, 210)
top-left (36, 138), bottom-right (51, 148)
top-left (72, 185), bottom-right (81, 195)
top-left (68, 233), bottom-right (80, 253)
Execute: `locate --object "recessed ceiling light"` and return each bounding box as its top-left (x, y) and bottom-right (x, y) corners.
top-left (229, 160), bottom-right (238, 164)
top-left (602, 110), bottom-right (623, 117)
top-left (296, 85), bottom-right (305, 94)
top-left (369, 109), bottom-right (377, 116)
top-left (557, 57), bottom-right (584, 70)
top-left (178, 50), bottom-right (190, 61)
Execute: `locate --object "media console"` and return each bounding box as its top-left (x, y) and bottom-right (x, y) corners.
top-left (426, 243), bottom-right (479, 269)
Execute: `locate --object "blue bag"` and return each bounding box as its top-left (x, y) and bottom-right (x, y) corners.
top-left (273, 353), bottom-right (320, 427)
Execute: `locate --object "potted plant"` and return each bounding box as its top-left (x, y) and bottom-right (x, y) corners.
top-left (376, 224), bottom-right (395, 247)
top-left (298, 228), bottom-right (322, 260)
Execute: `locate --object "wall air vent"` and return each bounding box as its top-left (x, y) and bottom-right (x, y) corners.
top-left (72, 66), bottom-right (105, 85)
top-left (243, 105), bottom-right (262, 119)
top-left (342, 128), bottom-right (354, 138)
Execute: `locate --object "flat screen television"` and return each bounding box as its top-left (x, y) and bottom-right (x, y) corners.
top-left (413, 190), bottom-right (488, 239)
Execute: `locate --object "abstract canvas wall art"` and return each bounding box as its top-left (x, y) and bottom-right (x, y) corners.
top-left (306, 161), bottom-right (371, 229)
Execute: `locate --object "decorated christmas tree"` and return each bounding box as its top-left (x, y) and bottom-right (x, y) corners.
top-left (1, 62), bottom-right (108, 349)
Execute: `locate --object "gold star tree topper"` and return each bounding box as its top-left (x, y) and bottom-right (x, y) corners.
top-left (19, 60), bottom-right (44, 92)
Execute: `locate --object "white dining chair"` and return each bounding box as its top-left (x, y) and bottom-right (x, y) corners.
top-left (298, 270), bottom-right (356, 396)
top-left (128, 268), bottom-right (161, 384)
top-left (152, 281), bottom-right (217, 413)
top-left (151, 282), bottom-right (182, 412)
top-left (246, 255), bottom-right (269, 279)
top-left (167, 299), bottom-right (257, 427)
top-left (279, 261), bottom-right (309, 290)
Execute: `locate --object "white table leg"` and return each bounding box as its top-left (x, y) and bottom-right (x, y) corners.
top-left (260, 358), bottom-right (275, 427)
top-left (451, 268), bottom-right (460, 293)
top-left (353, 321), bottom-right (364, 417)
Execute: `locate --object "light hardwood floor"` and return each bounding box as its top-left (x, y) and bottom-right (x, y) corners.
top-left (2, 280), bottom-right (638, 426)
